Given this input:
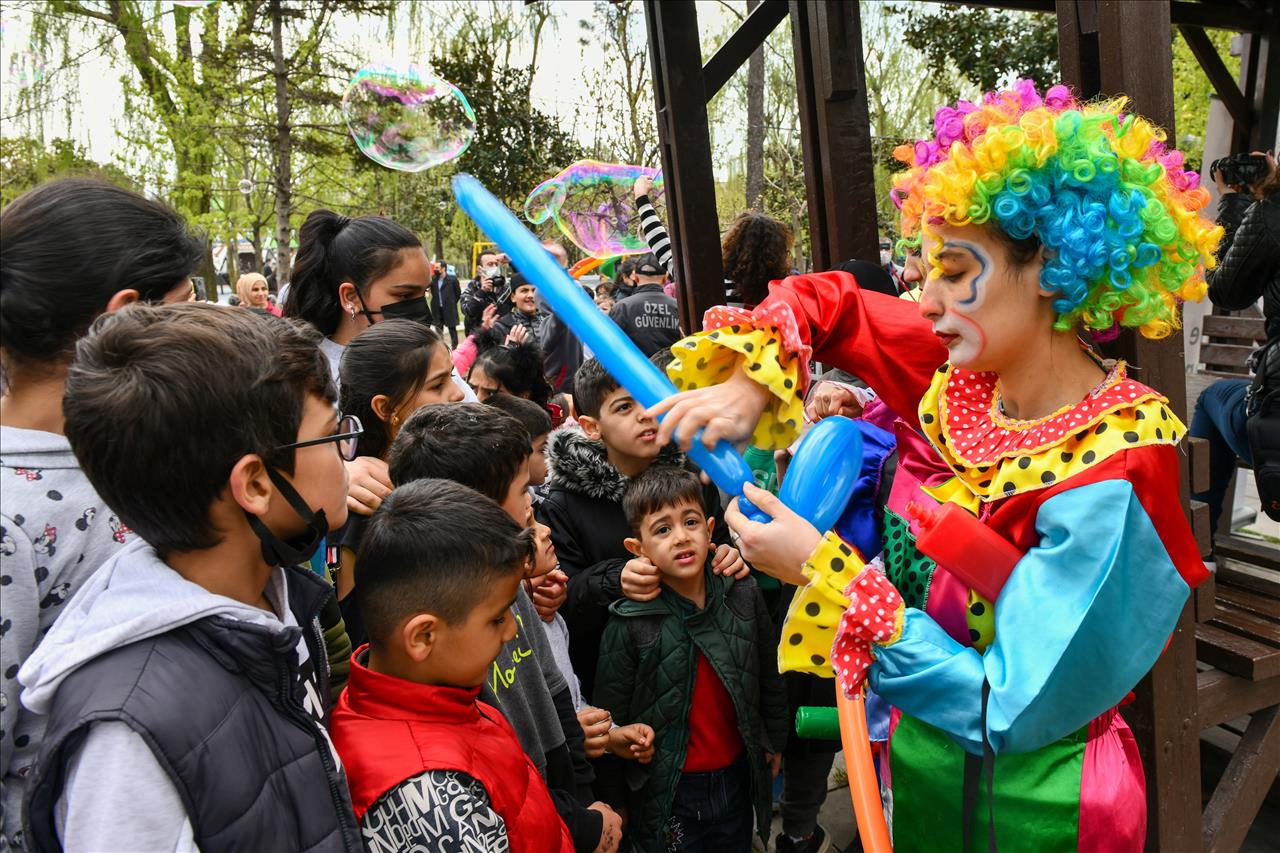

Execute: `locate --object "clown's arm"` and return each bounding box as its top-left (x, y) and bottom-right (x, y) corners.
top-left (789, 466), bottom-right (1192, 756)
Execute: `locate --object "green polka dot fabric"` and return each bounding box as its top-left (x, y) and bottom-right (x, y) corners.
top-left (881, 508), bottom-right (935, 612)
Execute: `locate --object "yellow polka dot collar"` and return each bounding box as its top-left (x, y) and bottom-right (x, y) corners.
top-left (918, 360), bottom-right (1186, 502)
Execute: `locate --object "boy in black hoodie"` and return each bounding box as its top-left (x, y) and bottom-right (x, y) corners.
top-left (537, 358), bottom-right (748, 702)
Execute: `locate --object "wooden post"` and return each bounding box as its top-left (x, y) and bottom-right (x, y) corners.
top-left (1056, 3), bottom-right (1202, 849)
top-left (790, 0), bottom-right (879, 272)
top-left (642, 0), bottom-right (725, 333)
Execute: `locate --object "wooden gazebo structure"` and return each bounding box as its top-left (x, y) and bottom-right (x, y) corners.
top-left (641, 2), bottom-right (1280, 849)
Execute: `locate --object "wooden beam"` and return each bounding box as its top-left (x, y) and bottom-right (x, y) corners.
top-left (790, 0), bottom-right (879, 271)
top-left (1198, 667), bottom-right (1280, 729)
top-left (1202, 704), bottom-right (1280, 853)
top-left (643, 0), bottom-right (724, 332)
top-left (1171, 0), bottom-right (1268, 33)
top-left (1179, 24), bottom-right (1250, 128)
top-left (701, 0), bottom-right (788, 102)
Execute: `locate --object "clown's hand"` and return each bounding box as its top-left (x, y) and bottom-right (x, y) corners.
top-left (831, 565), bottom-right (904, 698)
top-left (648, 366), bottom-right (771, 452)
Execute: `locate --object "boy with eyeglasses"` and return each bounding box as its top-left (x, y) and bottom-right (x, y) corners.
top-left (19, 303), bottom-right (363, 851)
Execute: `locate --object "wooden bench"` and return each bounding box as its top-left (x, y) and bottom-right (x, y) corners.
top-left (1187, 433), bottom-right (1280, 853)
top-left (1186, 311), bottom-right (1271, 549)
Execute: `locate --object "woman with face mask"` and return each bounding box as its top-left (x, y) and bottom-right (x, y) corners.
top-left (647, 81), bottom-right (1220, 851)
top-left (285, 210), bottom-right (476, 517)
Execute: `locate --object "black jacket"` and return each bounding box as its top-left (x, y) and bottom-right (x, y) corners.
top-left (24, 566), bottom-right (361, 853)
top-left (1208, 192), bottom-right (1280, 342)
top-left (461, 279), bottom-right (504, 335)
top-left (429, 273), bottom-right (461, 328)
top-left (536, 428), bottom-right (731, 702)
top-left (490, 307), bottom-right (585, 394)
top-left (608, 284), bottom-right (682, 357)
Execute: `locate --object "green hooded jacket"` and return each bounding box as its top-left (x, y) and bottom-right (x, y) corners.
top-left (594, 568), bottom-right (789, 851)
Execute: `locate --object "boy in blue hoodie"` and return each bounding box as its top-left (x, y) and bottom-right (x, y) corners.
top-left (19, 304), bottom-right (361, 851)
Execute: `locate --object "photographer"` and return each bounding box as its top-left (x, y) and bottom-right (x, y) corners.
top-left (1191, 151), bottom-right (1280, 531)
top-left (461, 249), bottom-right (510, 336)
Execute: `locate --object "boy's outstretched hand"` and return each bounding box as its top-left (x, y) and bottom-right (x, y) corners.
top-left (620, 557), bottom-right (661, 602)
top-left (609, 723), bottom-right (656, 764)
top-left (589, 802), bottom-right (623, 853)
top-left (577, 706), bottom-right (613, 758)
top-left (710, 543), bottom-right (748, 579)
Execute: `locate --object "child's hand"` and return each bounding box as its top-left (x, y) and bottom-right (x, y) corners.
top-left (345, 456), bottom-right (392, 516)
top-left (529, 569), bottom-right (568, 622)
top-left (588, 802), bottom-right (622, 853)
top-left (765, 751), bottom-right (782, 778)
top-left (609, 723), bottom-right (655, 764)
top-left (710, 543), bottom-right (749, 579)
top-left (481, 303), bottom-right (498, 330)
top-left (633, 174), bottom-right (654, 200)
top-left (577, 706), bottom-right (613, 758)
top-left (621, 557), bottom-right (661, 602)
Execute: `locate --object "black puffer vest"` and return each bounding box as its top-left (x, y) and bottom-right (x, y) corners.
top-left (23, 565), bottom-right (361, 853)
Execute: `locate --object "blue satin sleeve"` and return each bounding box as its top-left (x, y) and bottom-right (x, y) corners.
top-left (867, 478), bottom-right (1191, 755)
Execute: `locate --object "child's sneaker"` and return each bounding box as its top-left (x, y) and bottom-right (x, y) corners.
top-left (775, 824), bottom-right (831, 853)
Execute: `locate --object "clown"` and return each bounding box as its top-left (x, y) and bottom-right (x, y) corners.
top-left (649, 81), bottom-right (1221, 850)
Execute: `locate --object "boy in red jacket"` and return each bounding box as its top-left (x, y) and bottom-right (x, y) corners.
top-left (330, 478), bottom-right (573, 853)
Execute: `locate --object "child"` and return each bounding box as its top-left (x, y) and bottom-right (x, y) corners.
top-left (538, 358), bottom-right (746, 702)
top-left (484, 392), bottom-right (552, 491)
top-left (18, 303), bottom-right (360, 850)
top-left (386, 403), bottom-right (622, 853)
top-left (595, 467), bottom-right (788, 852)
top-left (330, 478), bottom-right (572, 852)
top-left (0, 179), bottom-right (202, 849)
top-left (333, 318), bottom-right (464, 650)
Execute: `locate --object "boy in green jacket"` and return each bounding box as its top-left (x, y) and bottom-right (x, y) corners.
top-left (595, 467), bottom-right (789, 852)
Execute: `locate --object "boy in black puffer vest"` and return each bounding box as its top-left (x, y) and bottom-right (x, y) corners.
top-left (20, 304), bottom-right (361, 851)
top-left (538, 358), bottom-right (749, 702)
top-left (594, 467), bottom-right (788, 853)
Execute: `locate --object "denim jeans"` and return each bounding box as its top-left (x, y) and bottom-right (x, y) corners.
top-left (663, 754), bottom-right (754, 852)
top-left (1189, 378), bottom-right (1254, 535)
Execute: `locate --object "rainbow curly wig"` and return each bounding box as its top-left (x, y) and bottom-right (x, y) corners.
top-left (891, 80), bottom-right (1222, 339)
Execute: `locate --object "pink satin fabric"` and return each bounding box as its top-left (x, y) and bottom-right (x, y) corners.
top-left (1078, 708), bottom-right (1146, 852)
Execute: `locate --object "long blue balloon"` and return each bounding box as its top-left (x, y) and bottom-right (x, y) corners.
top-left (452, 173), bottom-right (767, 519)
top-left (780, 416), bottom-right (864, 533)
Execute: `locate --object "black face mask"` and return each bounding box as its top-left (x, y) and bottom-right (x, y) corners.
top-left (357, 292), bottom-right (431, 326)
top-left (245, 467), bottom-right (329, 568)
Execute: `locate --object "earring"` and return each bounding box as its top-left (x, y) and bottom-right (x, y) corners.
top-left (348, 306), bottom-right (357, 320)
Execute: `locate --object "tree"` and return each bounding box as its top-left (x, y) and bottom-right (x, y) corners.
top-left (0, 136), bottom-right (138, 207)
top-left (577, 1), bottom-right (658, 167)
top-left (889, 4), bottom-right (1060, 100)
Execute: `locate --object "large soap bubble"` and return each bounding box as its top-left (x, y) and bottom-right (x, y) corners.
top-left (524, 160), bottom-right (664, 258)
top-left (342, 61), bottom-right (475, 173)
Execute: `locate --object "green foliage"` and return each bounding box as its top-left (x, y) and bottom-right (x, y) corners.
top-left (889, 4), bottom-right (1059, 100)
top-left (0, 136), bottom-right (138, 208)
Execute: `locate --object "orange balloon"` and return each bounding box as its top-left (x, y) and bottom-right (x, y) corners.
top-left (836, 690), bottom-right (893, 852)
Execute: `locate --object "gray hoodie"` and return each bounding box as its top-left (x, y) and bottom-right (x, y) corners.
top-left (18, 537), bottom-right (321, 851)
top-left (0, 426), bottom-right (133, 851)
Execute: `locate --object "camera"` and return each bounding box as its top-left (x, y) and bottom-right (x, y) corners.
top-left (1210, 153), bottom-right (1269, 189)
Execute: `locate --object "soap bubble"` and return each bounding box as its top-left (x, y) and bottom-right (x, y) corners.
top-left (342, 61), bottom-right (475, 173)
top-left (524, 160), bottom-right (664, 258)
top-left (7, 48), bottom-right (44, 89)
top-left (237, 179), bottom-right (253, 194)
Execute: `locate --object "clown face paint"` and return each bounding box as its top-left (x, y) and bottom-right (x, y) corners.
top-left (919, 225), bottom-right (1049, 372)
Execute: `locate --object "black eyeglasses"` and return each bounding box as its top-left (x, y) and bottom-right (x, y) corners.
top-left (274, 414), bottom-right (363, 461)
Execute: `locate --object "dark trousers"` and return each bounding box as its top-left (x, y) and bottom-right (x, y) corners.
top-left (1189, 378), bottom-right (1253, 535)
top-left (663, 754), bottom-right (753, 852)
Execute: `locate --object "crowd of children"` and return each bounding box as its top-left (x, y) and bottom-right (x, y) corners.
top-left (0, 174), bottom-right (798, 853)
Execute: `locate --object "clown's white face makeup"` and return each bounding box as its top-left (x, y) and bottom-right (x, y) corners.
top-left (918, 225), bottom-right (1052, 373)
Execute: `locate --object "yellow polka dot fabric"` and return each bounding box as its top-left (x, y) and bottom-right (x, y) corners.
top-left (667, 326), bottom-right (806, 451)
top-left (918, 362), bottom-right (1187, 503)
top-left (778, 531), bottom-right (864, 677)
top-left (965, 589), bottom-right (995, 652)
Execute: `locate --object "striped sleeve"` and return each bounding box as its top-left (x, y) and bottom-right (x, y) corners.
top-left (635, 195), bottom-right (674, 275)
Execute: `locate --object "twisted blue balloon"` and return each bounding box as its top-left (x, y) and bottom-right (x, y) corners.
top-left (452, 173), bottom-right (863, 528)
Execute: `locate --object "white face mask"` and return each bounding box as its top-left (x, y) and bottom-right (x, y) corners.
top-left (880, 250), bottom-right (892, 266)
top-left (482, 265), bottom-right (500, 279)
